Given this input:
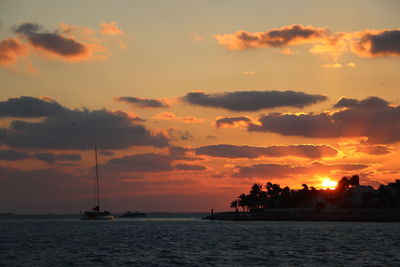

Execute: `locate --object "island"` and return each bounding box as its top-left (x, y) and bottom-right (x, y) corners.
top-left (204, 175), bottom-right (400, 222)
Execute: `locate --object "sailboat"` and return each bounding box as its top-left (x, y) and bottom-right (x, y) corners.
top-left (82, 145), bottom-right (114, 220)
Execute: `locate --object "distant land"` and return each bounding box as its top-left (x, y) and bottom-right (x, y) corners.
top-left (204, 175), bottom-right (400, 222)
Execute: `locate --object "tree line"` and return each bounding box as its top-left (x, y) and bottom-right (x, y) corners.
top-left (230, 175), bottom-right (400, 211)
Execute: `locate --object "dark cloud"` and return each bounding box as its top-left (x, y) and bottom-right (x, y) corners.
top-left (195, 144), bottom-right (337, 159)
top-left (183, 90), bottom-right (327, 112)
top-left (216, 24), bottom-right (328, 50)
top-left (32, 152), bottom-right (81, 164)
top-left (168, 146), bottom-right (189, 157)
top-left (99, 151), bottom-right (115, 156)
top-left (14, 23), bottom-right (41, 34)
top-left (333, 98), bottom-right (359, 108)
top-left (105, 153), bottom-right (173, 173)
top-left (232, 161), bottom-right (369, 179)
top-left (215, 116), bottom-right (251, 128)
top-left (249, 96), bottom-right (400, 144)
top-left (115, 96), bottom-right (169, 108)
top-left (104, 152), bottom-right (202, 173)
top-left (58, 153), bottom-right (81, 161)
top-left (167, 128), bottom-right (194, 141)
top-left (353, 30), bottom-right (400, 57)
top-left (249, 113), bottom-right (336, 138)
top-left (0, 96), bottom-right (66, 117)
top-left (0, 149), bottom-right (81, 164)
top-left (174, 164), bottom-right (206, 171)
top-left (14, 22), bottom-right (88, 58)
top-left (0, 128), bottom-right (6, 140)
top-left (356, 145), bottom-right (391, 155)
top-left (334, 96), bottom-right (389, 109)
top-left (179, 131), bottom-right (193, 140)
top-left (0, 149), bottom-right (30, 161)
top-left (260, 24), bottom-right (327, 46)
top-left (0, 96), bottom-right (168, 150)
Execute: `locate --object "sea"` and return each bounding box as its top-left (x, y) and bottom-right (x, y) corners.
top-left (1, 213), bottom-right (400, 266)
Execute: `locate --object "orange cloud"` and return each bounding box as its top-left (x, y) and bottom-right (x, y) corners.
top-left (100, 22), bottom-right (123, 35)
top-left (117, 40), bottom-right (127, 49)
top-left (190, 33), bottom-right (204, 42)
top-left (322, 63), bottom-right (342, 69)
top-left (279, 48), bottom-right (295, 55)
top-left (215, 116), bottom-right (253, 129)
top-left (25, 61), bottom-right (39, 73)
top-left (241, 71), bottom-right (255, 75)
top-left (153, 112), bottom-right (205, 124)
top-left (309, 32), bottom-right (351, 59)
top-left (0, 38), bottom-right (26, 66)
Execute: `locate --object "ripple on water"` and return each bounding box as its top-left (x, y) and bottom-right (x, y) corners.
top-left (1, 219), bottom-right (400, 266)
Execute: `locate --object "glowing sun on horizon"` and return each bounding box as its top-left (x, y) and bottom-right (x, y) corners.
top-left (321, 178), bottom-right (337, 189)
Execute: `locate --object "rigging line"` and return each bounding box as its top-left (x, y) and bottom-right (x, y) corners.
top-left (95, 144), bottom-right (100, 210)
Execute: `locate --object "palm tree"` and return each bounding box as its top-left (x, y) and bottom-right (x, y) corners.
top-left (238, 193), bottom-right (248, 212)
top-left (249, 183), bottom-right (264, 210)
top-left (230, 200), bottom-right (238, 210)
top-left (265, 183), bottom-right (282, 208)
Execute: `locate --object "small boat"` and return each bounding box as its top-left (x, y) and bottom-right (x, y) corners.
top-left (122, 211), bottom-right (146, 218)
top-left (82, 145), bottom-right (114, 220)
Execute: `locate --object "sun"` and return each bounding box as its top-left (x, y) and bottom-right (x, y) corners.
top-left (321, 178), bottom-right (337, 189)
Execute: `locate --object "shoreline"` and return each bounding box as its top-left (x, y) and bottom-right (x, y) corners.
top-left (203, 208), bottom-right (400, 222)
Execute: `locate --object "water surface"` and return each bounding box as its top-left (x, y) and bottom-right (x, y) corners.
top-left (1, 214), bottom-right (399, 266)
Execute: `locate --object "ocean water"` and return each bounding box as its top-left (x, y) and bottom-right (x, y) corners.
top-left (1, 214), bottom-right (400, 266)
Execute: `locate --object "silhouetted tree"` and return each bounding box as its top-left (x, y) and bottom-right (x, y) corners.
top-left (337, 176), bottom-right (350, 192)
top-left (230, 175), bottom-right (400, 211)
top-left (238, 193), bottom-right (247, 212)
top-left (230, 200), bottom-right (238, 209)
top-left (250, 183), bottom-right (263, 198)
top-left (349, 175), bottom-right (360, 187)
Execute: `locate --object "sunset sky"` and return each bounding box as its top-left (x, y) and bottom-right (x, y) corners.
top-left (0, 0), bottom-right (399, 213)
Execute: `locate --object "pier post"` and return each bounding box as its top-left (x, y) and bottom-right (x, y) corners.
top-left (211, 209), bottom-right (214, 220)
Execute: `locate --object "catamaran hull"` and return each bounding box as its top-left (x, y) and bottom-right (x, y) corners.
top-left (82, 210), bottom-right (114, 220)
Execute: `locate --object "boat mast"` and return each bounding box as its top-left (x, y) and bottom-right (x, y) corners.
top-left (95, 145), bottom-right (100, 210)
